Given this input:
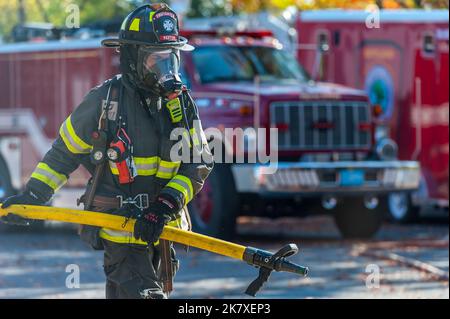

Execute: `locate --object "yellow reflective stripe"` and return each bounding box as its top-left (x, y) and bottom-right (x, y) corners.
top-left (59, 115), bottom-right (92, 154)
top-left (137, 168), bottom-right (158, 176)
top-left (159, 160), bottom-right (181, 169)
top-left (156, 160), bottom-right (180, 179)
top-left (134, 157), bottom-right (159, 165)
top-left (190, 128), bottom-right (200, 147)
top-left (168, 216), bottom-right (182, 228)
top-left (99, 228), bottom-right (148, 245)
top-left (156, 171), bottom-right (175, 179)
top-left (134, 156), bottom-right (159, 176)
top-left (167, 175), bottom-right (194, 203)
top-left (31, 173), bottom-right (60, 191)
top-left (109, 162), bottom-right (119, 175)
top-left (99, 216), bottom-right (183, 245)
top-left (175, 175), bottom-right (194, 199)
top-left (109, 157), bottom-right (180, 179)
top-left (31, 162), bottom-right (67, 191)
top-left (166, 98), bottom-right (183, 123)
top-left (166, 182), bottom-right (187, 201)
top-left (129, 18), bottom-right (140, 31)
top-left (109, 157), bottom-right (159, 176)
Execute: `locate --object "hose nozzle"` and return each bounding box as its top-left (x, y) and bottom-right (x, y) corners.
top-left (243, 244), bottom-right (309, 296)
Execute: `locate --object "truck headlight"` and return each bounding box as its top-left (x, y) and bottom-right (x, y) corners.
top-left (376, 138), bottom-right (398, 161)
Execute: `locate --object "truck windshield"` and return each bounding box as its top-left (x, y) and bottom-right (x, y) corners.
top-left (192, 46), bottom-right (310, 84)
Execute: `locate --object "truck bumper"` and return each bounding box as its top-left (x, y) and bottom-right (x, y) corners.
top-left (231, 161), bottom-right (420, 196)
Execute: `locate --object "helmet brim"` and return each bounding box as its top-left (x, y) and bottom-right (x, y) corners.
top-left (101, 36), bottom-right (194, 51)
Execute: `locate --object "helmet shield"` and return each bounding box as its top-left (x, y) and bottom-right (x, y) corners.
top-left (137, 46), bottom-right (182, 97)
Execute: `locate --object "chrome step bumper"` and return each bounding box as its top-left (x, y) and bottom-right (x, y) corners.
top-left (231, 161), bottom-right (420, 195)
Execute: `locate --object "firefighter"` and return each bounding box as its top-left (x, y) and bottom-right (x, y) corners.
top-left (0, 3), bottom-right (213, 299)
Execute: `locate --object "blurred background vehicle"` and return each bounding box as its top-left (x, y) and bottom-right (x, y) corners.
top-left (178, 29), bottom-right (420, 239)
top-left (10, 22), bottom-right (59, 42)
top-left (295, 9), bottom-right (449, 223)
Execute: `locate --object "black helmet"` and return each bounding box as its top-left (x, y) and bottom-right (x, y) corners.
top-left (101, 3), bottom-right (193, 51)
top-left (103, 3), bottom-right (192, 97)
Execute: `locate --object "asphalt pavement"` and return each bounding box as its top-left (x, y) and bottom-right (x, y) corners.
top-left (0, 189), bottom-right (448, 299)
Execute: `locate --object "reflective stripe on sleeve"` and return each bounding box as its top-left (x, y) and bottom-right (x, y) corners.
top-left (30, 162), bottom-right (68, 191)
top-left (166, 175), bottom-right (194, 204)
top-left (156, 160), bottom-right (180, 179)
top-left (134, 157), bottom-right (159, 176)
top-left (59, 115), bottom-right (92, 154)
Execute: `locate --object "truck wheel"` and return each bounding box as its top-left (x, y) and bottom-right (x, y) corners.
top-left (385, 192), bottom-right (419, 224)
top-left (188, 164), bottom-right (239, 240)
top-left (333, 197), bottom-right (384, 239)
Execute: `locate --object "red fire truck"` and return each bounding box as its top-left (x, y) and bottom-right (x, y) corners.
top-left (0, 29), bottom-right (420, 238)
top-left (296, 9), bottom-right (449, 222)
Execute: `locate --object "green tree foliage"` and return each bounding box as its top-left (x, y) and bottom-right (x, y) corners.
top-left (0, 0), bottom-right (136, 40)
top-left (188, 0), bottom-right (233, 17)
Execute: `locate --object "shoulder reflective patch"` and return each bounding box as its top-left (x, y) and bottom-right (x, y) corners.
top-left (129, 18), bottom-right (141, 32)
top-left (59, 115), bottom-right (92, 154)
top-left (150, 11), bottom-right (155, 22)
top-left (166, 98), bottom-right (183, 123)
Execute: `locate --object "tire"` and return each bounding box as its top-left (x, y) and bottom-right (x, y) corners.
top-left (188, 164), bottom-right (239, 240)
top-left (384, 192), bottom-right (420, 224)
top-left (333, 197), bottom-right (384, 239)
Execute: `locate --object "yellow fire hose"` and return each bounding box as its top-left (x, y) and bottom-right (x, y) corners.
top-left (0, 204), bottom-right (308, 296)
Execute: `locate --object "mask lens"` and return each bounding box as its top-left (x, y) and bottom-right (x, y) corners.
top-left (138, 47), bottom-right (179, 83)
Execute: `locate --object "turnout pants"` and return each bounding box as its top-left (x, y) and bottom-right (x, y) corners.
top-left (79, 202), bottom-right (188, 299)
top-left (102, 239), bottom-right (179, 299)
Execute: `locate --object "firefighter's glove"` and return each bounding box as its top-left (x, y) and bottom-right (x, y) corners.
top-left (0, 188), bottom-right (46, 226)
top-left (133, 194), bottom-right (179, 243)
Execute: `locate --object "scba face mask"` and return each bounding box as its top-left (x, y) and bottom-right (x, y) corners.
top-left (137, 47), bottom-right (183, 98)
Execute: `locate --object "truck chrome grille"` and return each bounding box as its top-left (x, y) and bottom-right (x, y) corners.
top-left (270, 101), bottom-right (371, 150)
